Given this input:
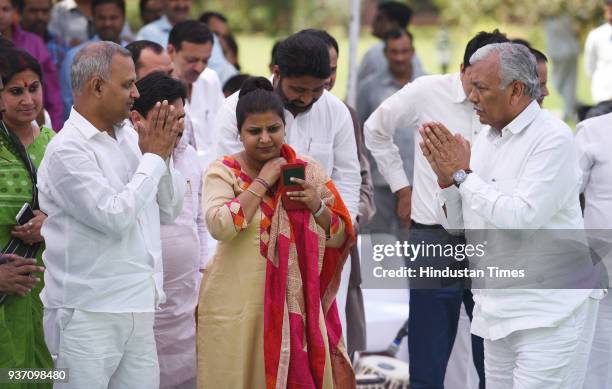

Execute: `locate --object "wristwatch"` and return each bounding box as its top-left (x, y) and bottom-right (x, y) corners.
top-left (452, 169), bottom-right (472, 188)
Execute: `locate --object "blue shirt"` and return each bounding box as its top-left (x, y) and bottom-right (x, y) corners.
top-left (136, 15), bottom-right (237, 85)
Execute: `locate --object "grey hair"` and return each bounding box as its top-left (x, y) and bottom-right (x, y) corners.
top-left (469, 42), bottom-right (541, 101)
top-left (71, 41), bottom-right (131, 96)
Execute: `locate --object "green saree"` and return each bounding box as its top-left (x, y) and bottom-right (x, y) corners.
top-left (0, 124), bottom-right (54, 389)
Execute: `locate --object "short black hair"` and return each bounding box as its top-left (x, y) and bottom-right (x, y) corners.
top-left (92, 0), bottom-right (125, 15)
top-left (236, 76), bottom-right (284, 132)
top-left (463, 29), bottom-right (509, 68)
top-left (511, 38), bottom-right (548, 63)
top-left (125, 40), bottom-right (164, 73)
top-left (383, 28), bottom-right (414, 49)
top-left (275, 31), bottom-right (331, 79)
top-left (378, 1), bottom-right (413, 29)
top-left (530, 48), bottom-right (548, 63)
top-left (133, 71), bottom-right (187, 118)
top-left (223, 73), bottom-right (250, 96)
top-left (168, 20), bottom-right (214, 51)
top-left (0, 49), bottom-right (43, 86)
top-left (199, 11), bottom-right (228, 24)
top-left (301, 29), bottom-right (339, 57)
top-left (270, 39), bottom-right (283, 67)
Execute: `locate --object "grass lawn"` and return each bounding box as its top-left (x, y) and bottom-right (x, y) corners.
top-left (235, 24), bottom-right (593, 120)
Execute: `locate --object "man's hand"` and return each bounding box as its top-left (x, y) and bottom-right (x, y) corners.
top-left (135, 100), bottom-right (182, 160)
top-left (396, 186), bottom-right (412, 228)
top-left (419, 122), bottom-right (470, 184)
top-left (0, 254), bottom-right (44, 296)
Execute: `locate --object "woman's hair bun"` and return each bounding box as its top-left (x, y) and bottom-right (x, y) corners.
top-left (238, 76), bottom-right (273, 99)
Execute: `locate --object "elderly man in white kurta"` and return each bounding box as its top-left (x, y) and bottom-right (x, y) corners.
top-left (422, 42), bottom-right (602, 389)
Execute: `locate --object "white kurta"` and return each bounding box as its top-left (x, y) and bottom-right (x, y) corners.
top-left (155, 136), bottom-right (207, 389)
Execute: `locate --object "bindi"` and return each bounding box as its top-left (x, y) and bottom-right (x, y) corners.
top-left (23, 81), bottom-right (29, 88)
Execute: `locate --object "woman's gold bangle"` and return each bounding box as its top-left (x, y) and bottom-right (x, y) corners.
top-left (246, 187), bottom-right (263, 198)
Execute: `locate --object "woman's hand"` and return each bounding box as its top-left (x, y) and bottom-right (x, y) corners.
top-left (287, 177), bottom-right (322, 212)
top-left (11, 210), bottom-right (46, 245)
top-left (0, 254), bottom-right (44, 296)
top-left (257, 157), bottom-right (287, 186)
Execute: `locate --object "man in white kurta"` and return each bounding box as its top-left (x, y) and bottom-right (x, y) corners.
top-left (425, 42), bottom-right (601, 389)
top-left (38, 42), bottom-right (184, 388)
top-left (575, 112), bottom-right (612, 389)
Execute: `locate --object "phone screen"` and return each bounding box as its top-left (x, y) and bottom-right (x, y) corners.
top-left (282, 166), bottom-right (305, 186)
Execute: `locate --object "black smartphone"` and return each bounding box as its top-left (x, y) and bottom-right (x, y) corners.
top-left (16, 203), bottom-right (35, 225)
top-left (282, 164), bottom-right (305, 186)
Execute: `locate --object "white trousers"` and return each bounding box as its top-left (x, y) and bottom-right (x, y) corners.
top-left (583, 293), bottom-right (612, 388)
top-left (44, 308), bottom-right (159, 389)
top-left (484, 297), bottom-right (599, 389)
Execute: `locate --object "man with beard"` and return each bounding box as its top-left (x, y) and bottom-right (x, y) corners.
top-left (136, 0), bottom-right (237, 84)
top-left (59, 0), bottom-right (129, 120)
top-left (214, 30), bottom-right (360, 222)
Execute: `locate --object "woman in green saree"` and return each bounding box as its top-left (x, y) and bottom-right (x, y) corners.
top-left (0, 48), bottom-right (55, 388)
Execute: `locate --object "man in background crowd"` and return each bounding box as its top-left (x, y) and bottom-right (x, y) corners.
top-left (585, 0), bottom-right (612, 107)
top-left (60, 0), bottom-right (129, 119)
top-left (358, 1), bottom-right (423, 88)
top-left (126, 39), bottom-right (173, 79)
top-left (48, 0), bottom-right (132, 48)
top-left (137, 0), bottom-right (237, 84)
top-left (167, 20), bottom-right (223, 170)
top-left (139, 0), bottom-right (162, 26)
top-left (16, 0), bottom-right (68, 69)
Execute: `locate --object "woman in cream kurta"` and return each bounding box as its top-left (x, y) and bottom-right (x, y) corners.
top-left (197, 153), bottom-right (354, 388)
top-left (197, 76), bottom-right (355, 389)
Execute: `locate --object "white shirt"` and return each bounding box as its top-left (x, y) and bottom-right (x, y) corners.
top-left (576, 113), bottom-right (612, 230)
top-left (213, 89), bottom-right (361, 220)
top-left (584, 23), bottom-right (612, 103)
top-left (436, 101), bottom-right (597, 340)
top-left (364, 72), bottom-right (482, 225)
top-left (185, 67), bottom-right (225, 171)
top-left (37, 109), bottom-right (185, 312)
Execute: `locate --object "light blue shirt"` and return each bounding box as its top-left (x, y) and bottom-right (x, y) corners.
top-left (136, 15), bottom-right (237, 85)
top-left (60, 36), bottom-right (130, 121)
top-left (357, 41), bottom-right (424, 89)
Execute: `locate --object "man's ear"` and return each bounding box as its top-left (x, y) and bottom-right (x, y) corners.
top-left (510, 81), bottom-right (525, 105)
top-left (130, 110), bottom-right (144, 126)
top-left (167, 44), bottom-right (176, 60)
top-left (90, 77), bottom-right (104, 98)
top-left (272, 65), bottom-right (280, 86)
top-left (459, 63), bottom-right (465, 75)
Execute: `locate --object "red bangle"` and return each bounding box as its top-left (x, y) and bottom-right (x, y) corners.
top-left (439, 181), bottom-right (453, 189)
